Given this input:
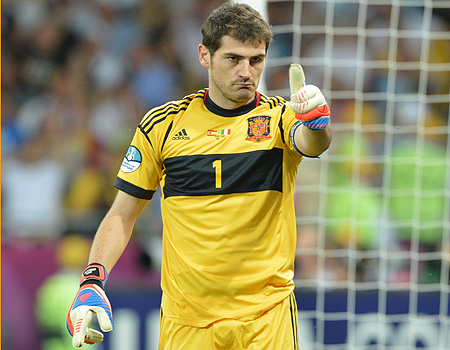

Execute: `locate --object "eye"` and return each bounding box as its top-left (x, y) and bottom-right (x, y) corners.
top-left (251, 56), bottom-right (264, 64)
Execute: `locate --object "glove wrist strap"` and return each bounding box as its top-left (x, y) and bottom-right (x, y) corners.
top-left (302, 116), bottom-right (330, 130)
top-left (79, 263), bottom-right (109, 289)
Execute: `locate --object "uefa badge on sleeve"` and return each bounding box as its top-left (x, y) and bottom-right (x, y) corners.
top-left (120, 146), bottom-right (142, 173)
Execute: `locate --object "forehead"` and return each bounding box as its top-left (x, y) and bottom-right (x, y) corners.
top-left (216, 35), bottom-right (267, 56)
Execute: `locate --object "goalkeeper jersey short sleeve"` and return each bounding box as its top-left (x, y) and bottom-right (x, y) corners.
top-left (114, 89), bottom-right (304, 327)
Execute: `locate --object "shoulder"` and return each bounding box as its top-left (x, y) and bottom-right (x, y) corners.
top-left (258, 93), bottom-right (288, 110)
top-left (138, 90), bottom-right (207, 135)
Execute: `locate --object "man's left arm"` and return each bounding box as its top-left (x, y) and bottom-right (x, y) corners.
top-left (289, 63), bottom-right (332, 157)
top-left (293, 122), bottom-right (332, 157)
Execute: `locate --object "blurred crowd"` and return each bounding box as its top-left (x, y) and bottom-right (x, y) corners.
top-left (2, 0), bottom-right (227, 244)
top-left (2, 1), bottom-right (224, 348)
top-left (1, 1), bottom-right (450, 349)
top-left (2, 0), bottom-right (450, 280)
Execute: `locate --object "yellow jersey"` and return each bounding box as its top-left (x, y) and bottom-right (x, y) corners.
top-left (114, 89), bottom-right (304, 327)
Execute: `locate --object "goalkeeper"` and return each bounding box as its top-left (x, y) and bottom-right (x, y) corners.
top-left (67, 3), bottom-right (332, 349)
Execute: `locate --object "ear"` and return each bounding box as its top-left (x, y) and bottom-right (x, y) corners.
top-left (198, 44), bottom-right (210, 68)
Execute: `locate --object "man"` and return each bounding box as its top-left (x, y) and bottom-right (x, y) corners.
top-left (67, 3), bottom-right (332, 349)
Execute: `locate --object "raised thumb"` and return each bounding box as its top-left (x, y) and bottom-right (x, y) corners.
top-left (289, 63), bottom-right (306, 95)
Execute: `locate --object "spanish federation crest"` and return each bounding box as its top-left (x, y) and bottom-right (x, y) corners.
top-left (245, 116), bottom-right (272, 143)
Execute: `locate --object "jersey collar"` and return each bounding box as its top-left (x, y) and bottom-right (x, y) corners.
top-left (204, 90), bottom-right (261, 117)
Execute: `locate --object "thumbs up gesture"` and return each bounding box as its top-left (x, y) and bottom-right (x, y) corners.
top-left (289, 64), bottom-right (330, 129)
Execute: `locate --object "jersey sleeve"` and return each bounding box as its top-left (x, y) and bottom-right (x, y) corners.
top-left (114, 126), bottom-right (163, 200)
top-left (281, 105), bottom-right (306, 158)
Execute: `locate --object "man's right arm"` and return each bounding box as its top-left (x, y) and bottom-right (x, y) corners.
top-left (88, 190), bottom-right (148, 272)
top-left (66, 190), bottom-right (148, 348)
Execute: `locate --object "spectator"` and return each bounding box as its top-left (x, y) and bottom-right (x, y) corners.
top-left (2, 131), bottom-right (66, 240)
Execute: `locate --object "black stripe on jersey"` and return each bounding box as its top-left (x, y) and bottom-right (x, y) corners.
top-left (141, 108), bottom-right (187, 138)
top-left (137, 91), bottom-right (204, 152)
top-left (289, 293), bottom-right (299, 350)
top-left (138, 125), bottom-right (154, 150)
top-left (141, 104), bottom-right (186, 134)
top-left (141, 114), bottom-right (166, 134)
top-left (279, 104), bottom-right (287, 144)
top-left (141, 104), bottom-right (174, 129)
top-left (163, 148), bottom-right (283, 198)
top-left (267, 96), bottom-right (276, 109)
top-left (161, 121), bottom-right (173, 152)
top-left (141, 96), bottom-right (194, 127)
top-left (114, 177), bottom-right (155, 200)
top-left (194, 89), bottom-right (207, 100)
top-left (263, 95), bottom-right (285, 110)
top-left (140, 97), bottom-right (193, 133)
top-left (259, 94), bottom-right (270, 106)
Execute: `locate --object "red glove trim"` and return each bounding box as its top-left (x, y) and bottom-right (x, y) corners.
top-left (295, 104), bottom-right (330, 122)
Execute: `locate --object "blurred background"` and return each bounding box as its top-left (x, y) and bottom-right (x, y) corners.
top-left (2, 0), bottom-right (449, 349)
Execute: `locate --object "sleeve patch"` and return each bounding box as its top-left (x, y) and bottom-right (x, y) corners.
top-left (120, 146), bottom-right (142, 173)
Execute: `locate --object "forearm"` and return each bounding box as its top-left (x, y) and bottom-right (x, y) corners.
top-left (294, 123), bottom-right (332, 157)
top-left (88, 214), bottom-right (135, 273)
top-left (88, 190), bottom-right (148, 273)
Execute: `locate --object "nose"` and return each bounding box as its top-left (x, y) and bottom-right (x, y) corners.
top-left (239, 60), bottom-right (252, 80)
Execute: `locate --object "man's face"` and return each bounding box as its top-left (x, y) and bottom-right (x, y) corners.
top-left (199, 35), bottom-right (266, 109)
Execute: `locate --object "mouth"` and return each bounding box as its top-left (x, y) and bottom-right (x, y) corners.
top-left (235, 82), bottom-right (254, 89)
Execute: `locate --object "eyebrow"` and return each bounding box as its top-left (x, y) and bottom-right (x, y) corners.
top-left (223, 52), bottom-right (266, 59)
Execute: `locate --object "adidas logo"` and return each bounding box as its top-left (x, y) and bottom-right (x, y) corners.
top-left (172, 129), bottom-right (190, 140)
top-left (78, 292), bottom-right (93, 303)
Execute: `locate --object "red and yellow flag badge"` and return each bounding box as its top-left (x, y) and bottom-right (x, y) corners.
top-left (245, 116), bottom-right (272, 143)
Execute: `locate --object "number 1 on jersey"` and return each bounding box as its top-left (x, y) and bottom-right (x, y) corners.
top-left (212, 160), bottom-right (222, 188)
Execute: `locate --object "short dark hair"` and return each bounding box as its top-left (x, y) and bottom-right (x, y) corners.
top-left (201, 2), bottom-right (273, 56)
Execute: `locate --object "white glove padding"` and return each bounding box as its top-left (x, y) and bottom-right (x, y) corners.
top-left (67, 284), bottom-right (113, 348)
top-left (71, 309), bottom-right (104, 346)
top-left (289, 63), bottom-right (330, 129)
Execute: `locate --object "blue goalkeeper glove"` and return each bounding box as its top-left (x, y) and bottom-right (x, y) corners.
top-left (289, 63), bottom-right (330, 129)
top-left (67, 263), bottom-right (113, 348)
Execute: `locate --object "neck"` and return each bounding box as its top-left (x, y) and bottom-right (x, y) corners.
top-left (204, 91), bottom-right (260, 117)
top-left (207, 90), bottom-right (255, 110)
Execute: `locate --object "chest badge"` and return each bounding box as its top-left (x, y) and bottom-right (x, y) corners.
top-left (207, 129), bottom-right (231, 139)
top-left (245, 116), bottom-right (272, 143)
